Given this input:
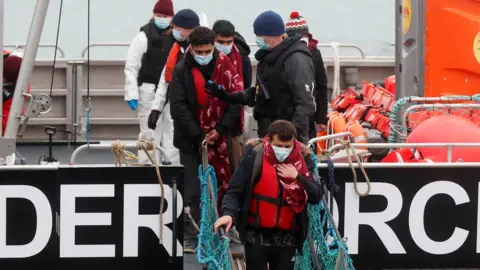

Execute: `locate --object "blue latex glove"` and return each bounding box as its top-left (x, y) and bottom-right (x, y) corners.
top-left (127, 99), bottom-right (138, 110)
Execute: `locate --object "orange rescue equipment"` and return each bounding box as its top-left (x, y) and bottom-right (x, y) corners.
top-left (331, 89), bottom-right (362, 112)
top-left (344, 120), bottom-right (367, 149)
top-left (344, 103), bottom-right (371, 122)
top-left (384, 75), bottom-right (396, 96)
top-left (248, 156), bottom-right (296, 230)
top-left (316, 128), bottom-right (327, 154)
top-left (371, 87), bottom-right (395, 112)
top-left (327, 111), bottom-right (346, 135)
top-left (381, 148), bottom-right (432, 163)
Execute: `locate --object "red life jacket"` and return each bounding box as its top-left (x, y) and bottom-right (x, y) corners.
top-left (248, 156), bottom-right (296, 230)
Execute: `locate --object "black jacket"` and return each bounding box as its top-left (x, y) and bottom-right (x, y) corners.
top-left (254, 34), bottom-right (316, 143)
top-left (234, 32), bottom-right (252, 88)
top-left (169, 52), bottom-right (241, 153)
top-left (311, 47), bottom-right (328, 125)
top-left (138, 20), bottom-right (175, 86)
top-left (221, 140), bottom-right (323, 252)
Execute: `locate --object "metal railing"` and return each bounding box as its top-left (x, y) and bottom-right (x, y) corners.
top-left (80, 43), bottom-right (130, 58)
top-left (4, 44), bottom-right (66, 58)
top-left (69, 143), bottom-right (170, 165)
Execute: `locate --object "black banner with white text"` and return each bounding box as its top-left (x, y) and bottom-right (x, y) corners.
top-left (322, 166), bottom-right (480, 269)
top-left (0, 166), bottom-right (184, 270)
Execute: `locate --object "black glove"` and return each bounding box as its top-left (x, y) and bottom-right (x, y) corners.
top-left (205, 80), bottom-right (228, 101)
top-left (245, 87), bottom-right (256, 107)
top-left (147, 110), bottom-right (161, 130)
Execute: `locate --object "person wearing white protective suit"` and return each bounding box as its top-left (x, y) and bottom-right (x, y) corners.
top-left (146, 9), bottom-right (200, 165)
top-left (124, 0), bottom-right (175, 163)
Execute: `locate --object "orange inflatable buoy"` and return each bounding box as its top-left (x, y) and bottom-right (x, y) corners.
top-left (407, 115), bottom-right (480, 162)
top-left (344, 120), bottom-right (367, 149)
top-left (406, 110), bottom-right (431, 130)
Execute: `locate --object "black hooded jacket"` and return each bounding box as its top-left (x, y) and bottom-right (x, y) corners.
top-left (254, 34), bottom-right (316, 143)
top-left (169, 51), bottom-right (241, 153)
top-left (234, 32), bottom-right (252, 88)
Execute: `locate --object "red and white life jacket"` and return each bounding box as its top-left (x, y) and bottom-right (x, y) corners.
top-left (248, 156), bottom-right (296, 230)
top-left (381, 148), bottom-right (433, 163)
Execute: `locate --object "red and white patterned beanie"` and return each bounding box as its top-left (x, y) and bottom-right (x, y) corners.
top-left (285, 11), bottom-right (309, 36)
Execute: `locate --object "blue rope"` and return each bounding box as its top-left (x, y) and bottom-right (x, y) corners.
top-left (196, 164), bottom-right (231, 270)
top-left (86, 109), bottom-right (91, 145)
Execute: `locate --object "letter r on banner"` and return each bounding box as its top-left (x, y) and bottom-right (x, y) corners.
top-left (0, 185), bottom-right (52, 258)
top-left (123, 184), bottom-right (183, 257)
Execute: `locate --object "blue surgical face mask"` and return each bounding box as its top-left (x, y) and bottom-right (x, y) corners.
top-left (272, 145), bottom-right (293, 163)
top-left (154, 17), bottom-right (171, 30)
top-left (215, 43), bottom-right (233, 55)
top-left (173, 29), bottom-right (186, 42)
top-left (256, 36), bottom-right (269, 50)
top-left (194, 52), bottom-right (213, 66)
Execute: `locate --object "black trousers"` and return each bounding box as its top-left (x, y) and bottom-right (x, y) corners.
top-left (180, 150), bottom-right (201, 241)
top-left (245, 243), bottom-right (296, 270)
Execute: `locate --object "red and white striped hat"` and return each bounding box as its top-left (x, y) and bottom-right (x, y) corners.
top-left (285, 11), bottom-right (309, 35)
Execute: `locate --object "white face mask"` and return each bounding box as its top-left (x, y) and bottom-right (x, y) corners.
top-left (272, 145), bottom-right (293, 162)
top-left (300, 37), bottom-right (309, 44)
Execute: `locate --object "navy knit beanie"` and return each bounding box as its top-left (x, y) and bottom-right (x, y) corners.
top-left (253, 11), bottom-right (285, 36)
top-left (172, 9), bottom-right (200, 29)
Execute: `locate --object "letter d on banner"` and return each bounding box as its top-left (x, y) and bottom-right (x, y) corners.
top-left (0, 185), bottom-right (52, 258)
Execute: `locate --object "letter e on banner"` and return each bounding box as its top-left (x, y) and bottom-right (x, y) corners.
top-left (0, 185), bottom-right (52, 258)
top-left (409, 181), bottom-right (469, 254)
top-left (60, 185), bottom-right (115, 258)
top-left (123, 184), bottom-right (183, 257)
top-left (345, 182), bottom-right (405, 254)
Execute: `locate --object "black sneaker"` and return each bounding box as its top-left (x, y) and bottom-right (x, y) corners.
top-left (184, 239), bottom-right (197, 254)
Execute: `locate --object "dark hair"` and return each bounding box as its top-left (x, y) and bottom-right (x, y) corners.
top-left (212, 20), bottom-right (235, 37)
top-left (267, 120), bottom-right (297, 141)
top-left (189, 26), bottom-right (215, 47)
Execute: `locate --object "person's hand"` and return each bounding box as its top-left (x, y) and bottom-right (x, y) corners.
top-left (214, 215), bottom-right (233, 233)
top-left (245, 87), bottom-right (256, 107)
top-left (127, 99), bottom-right (138, 111)
top-left (147, 110), bottom-right (161, 130)
top-left (276, 164), bottom-right (298, 180)
top-left (205, 80), bottom-right (228, 101)
top-left (317, 124), bottom-right (327, 132)
top-left (206, 129), bottom-right (220, 145)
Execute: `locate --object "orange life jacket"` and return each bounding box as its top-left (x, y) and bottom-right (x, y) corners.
top-left (361, 81), bottom-right (376, 101)
top-left (343, 103), bottom-right (371, 122)
top-left (371, 86), bottom-right (395, 112)
top-left (330, 89), bottom-right (362, 112)
top-left (248, 156), bottom-right (296, 230)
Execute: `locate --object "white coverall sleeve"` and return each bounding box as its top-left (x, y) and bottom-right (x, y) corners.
top-left (124, 32), bottom-right (148, 101)
top-left (151, 67), bottom-right (169, 111)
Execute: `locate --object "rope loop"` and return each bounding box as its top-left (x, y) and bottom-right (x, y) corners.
top-left (110, 139), bottom-right (165, 244)
top-left (339, 139), bottom-right (371, 197)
